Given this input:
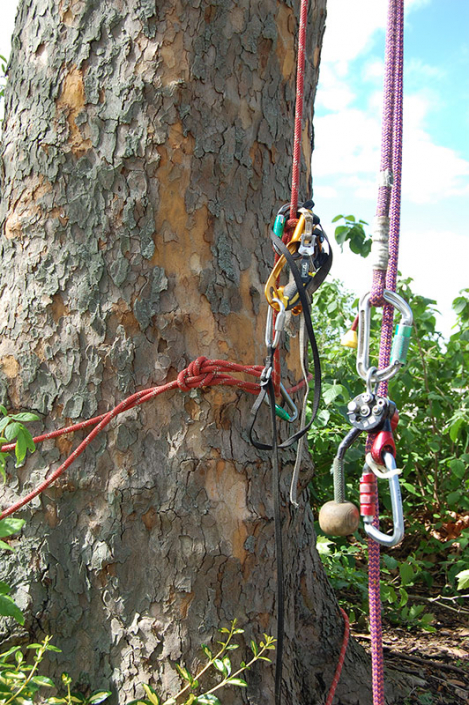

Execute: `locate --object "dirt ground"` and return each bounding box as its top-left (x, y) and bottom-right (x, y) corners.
top-left (352, 601), bottom-right (469, 704)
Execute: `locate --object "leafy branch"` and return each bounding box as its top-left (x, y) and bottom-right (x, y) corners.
top-left (129, 620), bottom-right (276, 705)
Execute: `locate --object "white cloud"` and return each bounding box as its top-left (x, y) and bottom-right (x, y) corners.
top-left (321, 0), bottom-right (431, 69)
top-left (362, 59), bottom-right (385, 83)
top-left (321, 1), bottom-right (387, 67)
top-left (313, 108), bottom-right (381, 178)
top-left (314, 91), bottom-right (469, 206)
top-left (314, 185), bottom-right (339, 199)
top-left (315, 64), bottom-right (355, 111)
top-left (406, 57), bottom-right (445, 82)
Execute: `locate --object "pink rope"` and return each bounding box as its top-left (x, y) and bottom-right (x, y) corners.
top-left (367, 2), bottom-right (404, 704)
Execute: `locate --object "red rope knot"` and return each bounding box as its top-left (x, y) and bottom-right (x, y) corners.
top-left (177, 367), bottom-right (192, 392)
top-left (178, 357), bottom-right (217, 391)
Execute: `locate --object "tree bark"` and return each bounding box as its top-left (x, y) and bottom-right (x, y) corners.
top-left (0, 0), bottom-right (373, 703)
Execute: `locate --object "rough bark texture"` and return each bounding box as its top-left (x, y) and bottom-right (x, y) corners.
top-left (0, 0), bottom-right (374, 703)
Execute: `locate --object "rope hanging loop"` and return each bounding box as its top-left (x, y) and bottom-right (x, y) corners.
top-left (356, 289), bottom-right (413, 387)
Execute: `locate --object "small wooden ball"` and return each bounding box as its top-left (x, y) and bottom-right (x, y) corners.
top-left (318, 500), bottom-right (360, 536)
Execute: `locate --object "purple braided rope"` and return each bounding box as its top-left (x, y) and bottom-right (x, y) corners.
top-left (368, 3), bottom-right (404, 705)
top-left (371, 0), bottom-right (399, 307)
top-left (376, 0), bottom-right (398, 220)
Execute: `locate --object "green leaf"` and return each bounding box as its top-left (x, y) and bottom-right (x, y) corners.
top-left (0, 595), bottom-right (25, 624)
top-left (174, 664), bottom-right (191, 683)
top-left (456, 569), bottom-right (469, 591)
top-left (0, 518), bottom-right (25, 538)
top-left (213, 659), bottom-right (226, 675)
top-left (15, 430), bottom-right (27, 465)
top-left (0, 405), bottom-right (8, 416)
top-left (46, 699), bottom-right (68, 704)
top-left (399, 587), bottom-right (408, 607)
top-left (449, 459), bottom-right (466, 479)
top-left (453, 297), bottom-right (467, 314)
top-left (222, 657), bottom-right (231, 676)
top-left (88, 692), bottom-right (112, 704)
top-left (31, 676), bottom-right (55, 687)
top-left (0, 417), bottom-right (12, 433)
top-left (195, 696), bottom-right (221, 705)
top-left (382, 555), bottom-right (398, 571)
top-left (43, 643), bottom-right (62, 652)
top-left (10, 413), bottom-right (40, 423)
top-left (226, 678), bottom-right (247, 687)
top-left (4, 422), bottom-right (21, 442)
top-left (450, 418), bottom-right (465, 443)
top-left (0, 540), bottom-right (14, 551)
top-left (0, 645), bottom-right (21, 660)
top-left (447, 490), bottom-right (462, 507)
top-left (399, 563), bottom-right (415, 586)
top-left (201, 644), bottom-right (212, 659)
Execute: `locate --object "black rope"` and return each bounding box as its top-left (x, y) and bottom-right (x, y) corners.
top-left (264, 371), bottom-right (284, 705)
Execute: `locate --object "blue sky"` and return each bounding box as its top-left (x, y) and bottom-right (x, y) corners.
top-left (1, 0), bottom-right (468, 335)
top-left (313, 0), bottom-right (469, 336)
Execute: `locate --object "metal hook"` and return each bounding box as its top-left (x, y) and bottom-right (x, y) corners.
top-left (363, 451), bottom-right (404, 547)
top-left (356, 289), bottom-right (413, 384)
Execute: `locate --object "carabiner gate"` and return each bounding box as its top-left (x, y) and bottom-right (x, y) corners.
top-left (357, 289), bottom-right (413, 386)
top-left (265, 298), bottom-right (286, 350)
top-left (363, 451), bottom-right (404, 547)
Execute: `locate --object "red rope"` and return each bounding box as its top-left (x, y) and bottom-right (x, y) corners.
top-left (325, 608), bottom-right (350, 705)
top-left (290, 0), bottom-right (309, 217)
top-left (0, 358), bottom-right (264, 519)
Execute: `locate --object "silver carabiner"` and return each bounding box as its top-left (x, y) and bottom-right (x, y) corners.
top-left (265, 298), bottom-right (286, 350)
top-left (357, 289), bottom-right (413, 385)
top-left (263, 383), bottom-right (299, 423)
top-left (363, 451), bottom-right (404, 547)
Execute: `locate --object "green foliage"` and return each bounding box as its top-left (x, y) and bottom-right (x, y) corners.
top-left (130, 620), bottom-right (275, 705)
top-left (0, 637), bottom-right (111, 705)
top-left (311, 215), bottom-right (469, 630)
top-left (0, 410), bottom-right (39, 623)
top-left (332, 214), bottom-right (372, 258)
top-left (0, 407), bottom-right (39, 480)
top-left (0, 54), bottom-right (7, 119)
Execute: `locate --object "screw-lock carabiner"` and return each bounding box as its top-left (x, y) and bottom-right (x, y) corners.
top-left (363, 451), bottom-right (404, 547)
top-left (357, 289), bottom-right (413, 386)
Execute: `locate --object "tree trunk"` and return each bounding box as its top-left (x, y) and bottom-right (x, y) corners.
top-left (0, 0), bottom-right (372, 703)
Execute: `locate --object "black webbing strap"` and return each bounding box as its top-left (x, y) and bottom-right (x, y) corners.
top-left (249, 229), bottom-right (332, 451)
top-left (247, 229), bottom-right (332, 705)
